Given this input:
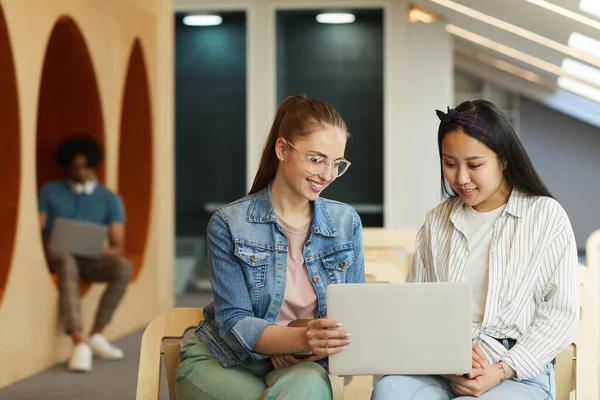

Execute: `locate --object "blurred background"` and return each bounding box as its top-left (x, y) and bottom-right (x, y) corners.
top-left (173, 0), bottom-right (600, 291)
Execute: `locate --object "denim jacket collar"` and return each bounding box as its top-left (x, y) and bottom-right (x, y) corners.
top-left (246, 183), bottom-right (338, 237)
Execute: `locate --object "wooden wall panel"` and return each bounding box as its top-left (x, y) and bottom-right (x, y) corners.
top-left (0, 0), bottom-right (174, 389)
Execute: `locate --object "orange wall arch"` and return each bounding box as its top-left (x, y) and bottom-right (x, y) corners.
top-left (0, 4), bottom-right (20, 304)
top-left (118, 39), bottom-right (153, 281)
top-left (36, 15), bottom-right (105, 189)
top-left (37, 16), bottom-right (105, 295)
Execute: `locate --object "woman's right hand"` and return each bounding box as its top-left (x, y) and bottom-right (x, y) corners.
top-left (467, 344), bottom-right (489, 378)
top-left (305, 318), bottom-right (352, 356)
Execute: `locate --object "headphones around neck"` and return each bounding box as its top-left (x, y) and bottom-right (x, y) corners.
top-left (69, 179), bottom-right (97, 195)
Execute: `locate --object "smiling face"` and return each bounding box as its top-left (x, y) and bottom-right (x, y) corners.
top-left (275, 125), bottom-right (348, 202)
top-left (441, 129), bottom-right (511, 212)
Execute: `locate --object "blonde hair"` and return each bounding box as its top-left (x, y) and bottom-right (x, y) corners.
top-left (249, 94), bottom-right (349, 194)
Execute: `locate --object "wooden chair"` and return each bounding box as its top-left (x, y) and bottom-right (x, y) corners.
top-left (136, 307), bottom-right (204, 400)
top-left (585, 231), bottom-right (600, 399)
top-left (586, 230), bottom-right (600, 287)
top-left (568, 264), bottom-right (600, 400)
top-left (363, 228), bottom-right (418, 284)
top-left (362, 228), bottom-right (418, 253)
top-left (555, 344), bottom-right (576, 400)
top-left (552, 263), bottom-right (600, 400)
top-left (365, 257), bottom-right (408, 283)
top-left (136, 307), bottom-right (345, 399)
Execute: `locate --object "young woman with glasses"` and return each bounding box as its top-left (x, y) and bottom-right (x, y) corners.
top-left (176, 94), bottom-right (365, 400)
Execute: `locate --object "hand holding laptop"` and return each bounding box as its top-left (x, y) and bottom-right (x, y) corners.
top-left (443, 350), bottom-right (506, 397)
top-left (271, 317), bottom-right (351, 369)
top-left (469, 344), bottom-right (489, 375)
top-left (285, 317), bottom-right (351, 360)
top-left (442, 343), bottom-right (513, 397)
top-left (305, 318), bottom-right (352, 356)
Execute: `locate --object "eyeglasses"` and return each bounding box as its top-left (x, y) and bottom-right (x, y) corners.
top-left (282, 139), bottom-right (351, 178)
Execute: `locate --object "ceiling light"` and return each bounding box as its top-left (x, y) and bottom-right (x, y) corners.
top-left (492, 59), bottom-right (546, 84)
top-left (183, 15), bottom-right (223, 26)
top-left (431, 0), bottom-right (600, 69)
top-left (525, 0), bottom-right (600, 31)
top-left (568, 32), bottom-right (600, 58)
top-left (316, 13), bottom-right (355, 24)
top-left (558, 76), bottom-right (600, 102)
top-left (408, 6), bottom-right (441, 23)
top-left (562, 58), bottom-right (600, 86)
top-left (447, 25), bottom-right (562, 75)
top-left (580, 0), bottom-right (600, 18)
top-left (454, 43), bottom-right (553, 87)
top-left (446, 24), bottom-right (600, 90)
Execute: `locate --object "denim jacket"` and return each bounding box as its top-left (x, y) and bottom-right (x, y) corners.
top-left (195, 184), bottom-right (365, 368)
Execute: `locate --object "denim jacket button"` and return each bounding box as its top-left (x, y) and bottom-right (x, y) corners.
top-left (312, 275), bottom-right (320, 283)
top-left (250, 255), bottom-right (256, 262)
top-left (340, 261), bottom-right (346, 268)
top-left (305, 241), bottom-right (312, 247)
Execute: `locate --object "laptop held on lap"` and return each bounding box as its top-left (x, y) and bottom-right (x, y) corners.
top-left (48, 217), bottom-right (108, 259)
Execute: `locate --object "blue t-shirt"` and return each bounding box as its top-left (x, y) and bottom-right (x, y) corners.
top-left (38, 180), bottom-right (126, 237)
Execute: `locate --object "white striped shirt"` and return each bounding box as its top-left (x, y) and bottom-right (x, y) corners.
top-left (408, 189), bottom-right (579, 380)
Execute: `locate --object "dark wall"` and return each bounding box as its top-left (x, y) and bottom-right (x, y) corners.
top-left (277, 10), bottom-right (384, 226)
top-left (519, 96), bottom-right (600, 249)
top-left (175, 13), bottom-right (247, 236)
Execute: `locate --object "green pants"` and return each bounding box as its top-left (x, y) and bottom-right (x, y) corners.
top-left (176, 335), bottom-right (333, 400)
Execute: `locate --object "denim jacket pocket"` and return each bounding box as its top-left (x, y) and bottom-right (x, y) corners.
top-left (234, 241), bottom-right (269, 289)
top-left (319, 246), bottom-right (354, 283)
top-left (194, 319), bottom-right (245, 368)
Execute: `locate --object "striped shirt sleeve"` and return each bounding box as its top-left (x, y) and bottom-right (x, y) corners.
top-left (501, 220), bottom-right (580, 380)
top-left (407, 210), bottom-right (436, 283)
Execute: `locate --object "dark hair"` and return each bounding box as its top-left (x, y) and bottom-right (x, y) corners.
top-left (248, 94), bottom-right (349, 195)
top-left (438, 99), bottom-right (553, 199)
top-left (57, 134), bottom-right (103, 168)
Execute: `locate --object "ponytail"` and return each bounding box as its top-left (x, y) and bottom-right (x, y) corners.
top-left (248, 95), bottom-right (306, 194)
top-left (248, 94), bottom-right (348, 195)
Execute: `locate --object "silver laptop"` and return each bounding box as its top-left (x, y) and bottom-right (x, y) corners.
top-left (327, 282), bottom-right (472, 376)
top-left (48, 218), bottom-right (108, 259)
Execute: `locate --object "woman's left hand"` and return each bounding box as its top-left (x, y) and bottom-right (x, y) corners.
top-left (271, 354), bottom-right (302, 369)
top-left (443, 363), bottom-right (504, 397)
top-left (271, 353), bottom-right (328, 369)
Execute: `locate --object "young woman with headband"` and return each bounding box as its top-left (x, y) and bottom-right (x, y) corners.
top-left (372, 100), bottom-right (578, 400)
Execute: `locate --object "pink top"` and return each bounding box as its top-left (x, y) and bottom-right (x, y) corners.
top-left (274, 215), bottom-right (318, 326)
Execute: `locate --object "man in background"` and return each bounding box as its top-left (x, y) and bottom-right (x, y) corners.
top-left (39, 134), bottom-right (132, 372)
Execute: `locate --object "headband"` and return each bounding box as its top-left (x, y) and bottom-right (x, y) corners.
top-left (436, 107), bottom-right (491, 138)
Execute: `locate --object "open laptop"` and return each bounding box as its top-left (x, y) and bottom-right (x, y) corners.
top-left (327, 282), bottom-right (472, 376)
top-left (48, 217), bottom-right (108, 259)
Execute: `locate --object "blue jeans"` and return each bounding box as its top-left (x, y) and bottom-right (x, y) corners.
top-left (371, 364), bottom-right (556, 400)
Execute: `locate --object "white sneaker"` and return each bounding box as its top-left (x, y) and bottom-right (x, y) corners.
top-left (89, 333), bottom-right (124, 360)
top-left (69, 343), bottom-right (93, 372)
